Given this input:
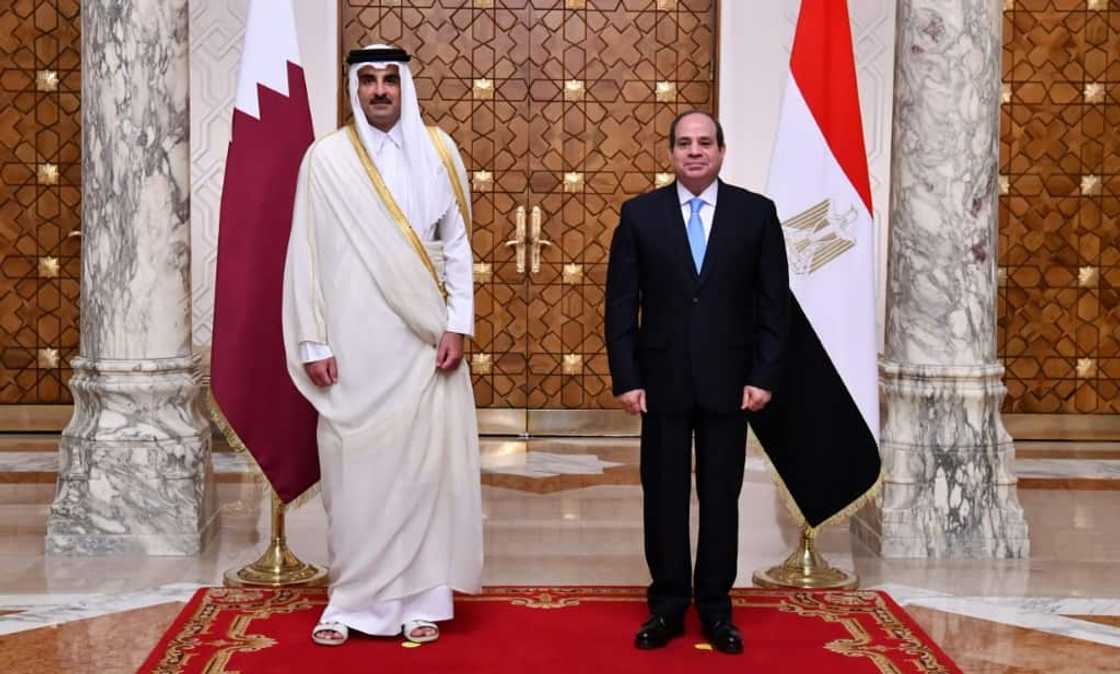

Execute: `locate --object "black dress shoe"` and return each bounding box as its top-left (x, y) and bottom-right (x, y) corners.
top-left (702, 619), bottom-right (744, 654)
top-left (634, 614), bottom-right (684, 650)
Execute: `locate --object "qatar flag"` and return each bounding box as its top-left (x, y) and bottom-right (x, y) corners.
top-left (209, 0), bottom-right (319, 504)
top-left (750, 0), bottom-right (881, 530)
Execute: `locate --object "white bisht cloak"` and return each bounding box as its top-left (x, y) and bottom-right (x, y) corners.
top-left (281, 125), bottom-right (482, 609)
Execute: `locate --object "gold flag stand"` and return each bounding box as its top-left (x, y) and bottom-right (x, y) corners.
top-left (752, 525), bottom-right (858, 590)
top-left (224, 492), bottom-right (328, 587)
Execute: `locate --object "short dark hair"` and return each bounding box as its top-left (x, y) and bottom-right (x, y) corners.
top-left (668, 110), bottom-right (725, 149)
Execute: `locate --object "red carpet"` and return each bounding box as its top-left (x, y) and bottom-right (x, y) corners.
top-left (139, 586), bottom-right (961, 673)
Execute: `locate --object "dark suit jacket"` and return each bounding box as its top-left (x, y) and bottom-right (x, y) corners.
top-left (605, 180), bottom-right (790, 414)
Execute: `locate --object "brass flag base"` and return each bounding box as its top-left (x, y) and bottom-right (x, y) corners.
top-left (752, 525), bottom-right (858, 590)
top-left (224, 492), bottom-right (328, 588)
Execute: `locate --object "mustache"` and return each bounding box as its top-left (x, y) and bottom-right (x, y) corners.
top-left (367, 95), bottom-right (393, 105)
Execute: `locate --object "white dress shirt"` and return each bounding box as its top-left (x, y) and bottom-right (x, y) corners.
top-left (677, 179), bottom-right (719, 242)
top-left (300, 123), bottom-right (474, 363)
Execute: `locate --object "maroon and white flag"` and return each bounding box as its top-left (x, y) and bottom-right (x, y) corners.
top-left (209, 0), bottom-right (319, 503)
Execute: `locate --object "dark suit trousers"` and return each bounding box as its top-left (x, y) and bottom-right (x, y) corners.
top-left (640, 403), bottom-right (749, 624)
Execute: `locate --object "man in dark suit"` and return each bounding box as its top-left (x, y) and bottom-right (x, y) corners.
top-left (605, 111), bottom-right (790, 655)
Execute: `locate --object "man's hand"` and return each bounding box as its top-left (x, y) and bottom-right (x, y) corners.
top-left (436, 332), bottom-right (464, 371)
top-left (617, 389), bottom-right (647, 416)
top-left (742, 385), bottom-right (772, 412)
top-left (304, 357), bottom-right (338, 388)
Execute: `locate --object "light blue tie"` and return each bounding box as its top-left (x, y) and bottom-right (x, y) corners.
top-left (686, 197), bottom-right (706, 273)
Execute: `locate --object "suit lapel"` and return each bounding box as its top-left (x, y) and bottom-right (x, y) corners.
top-left (696, 180), bottom-right (728, 289)
top-left (663, 183), bottom-right (699, 283)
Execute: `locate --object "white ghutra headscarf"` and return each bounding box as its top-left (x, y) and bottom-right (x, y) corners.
top-left (347, 43), bottom-right (452, 233)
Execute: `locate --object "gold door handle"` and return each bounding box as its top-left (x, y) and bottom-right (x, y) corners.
top-left (530, 206), bottom-right (553, 274)
top-left (503, 206), bottom-right (527, 274)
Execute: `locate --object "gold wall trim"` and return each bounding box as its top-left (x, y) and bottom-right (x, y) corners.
top-left (477, 410), bottom-right (640, 437)
top-left (477, 408), bottom-right (527, 436)
top-left (527, 410), bottom-right (639, 437)
top-left (0, 405), bottom-right (73, 432)
top-left (1003, 414), bottom-right (1120, 441)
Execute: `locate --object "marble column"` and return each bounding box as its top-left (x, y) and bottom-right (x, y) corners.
top-left (851, 0), bottom-right (1029, 558)
top-left (46, 0), bottom-right (217, 555)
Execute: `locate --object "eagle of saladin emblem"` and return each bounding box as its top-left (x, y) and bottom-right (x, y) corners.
top-left (781, 199), bottom-right (859, 275)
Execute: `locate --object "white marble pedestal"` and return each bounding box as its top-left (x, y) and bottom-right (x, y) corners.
top-left (47, 357), bottom-right (218, 555)
top-left (852, 363), bottom-right (1029, 558)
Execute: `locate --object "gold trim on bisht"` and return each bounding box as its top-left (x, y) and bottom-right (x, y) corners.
top-left (345, 123), bottom-right (446, 300)
top-left (426, 125), bottom-right (472, 237)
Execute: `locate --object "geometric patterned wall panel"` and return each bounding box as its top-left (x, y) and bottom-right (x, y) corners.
top-left (522, 1), bottom-right (716, 409)
top-left (1000, 0), bottom-right (1120, 413)
top-left (342, 0), bottom-right (717, 409)
top-left (188, 0), bottom-right (249, 352)
top-left (0, 0), bottom-right (81, 404)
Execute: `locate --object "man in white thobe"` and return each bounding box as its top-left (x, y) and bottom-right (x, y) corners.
top-left (281, 43), bottom-right (482, 646)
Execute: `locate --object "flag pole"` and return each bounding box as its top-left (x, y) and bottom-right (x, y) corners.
top-left (752, 525), bottom-right (857, 590)
top-left (224, 492), bottom-right (328, 587)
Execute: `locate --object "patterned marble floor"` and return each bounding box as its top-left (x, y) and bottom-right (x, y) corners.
top-left (0, 436), bottom-right (1118, 672)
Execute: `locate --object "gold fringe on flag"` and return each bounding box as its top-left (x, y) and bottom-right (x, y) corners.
top-left (208, 391), bottom-right (326, 586)
top-left (752, 438), bottom-right (884, 589)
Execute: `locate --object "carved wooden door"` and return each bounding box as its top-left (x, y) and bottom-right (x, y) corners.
top-left (341, 1), bottom-right (717, 433)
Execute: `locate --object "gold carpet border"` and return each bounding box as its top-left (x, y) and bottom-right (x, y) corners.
top-left (152, 588), bottom-right (325, 674)
top-left (458, 586), bottom-right (647, 607)
top-left (149, 587), bottom-right (951, 674)
top-left (770, 591), bottom-right (954, 674)
top-left (465, 588), bottom-right (954, 672)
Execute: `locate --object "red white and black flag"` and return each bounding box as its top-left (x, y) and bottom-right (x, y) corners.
top-left (750, 0), bottom-right (882, 530)
top-left (209, 0), bottom-right (319, 503)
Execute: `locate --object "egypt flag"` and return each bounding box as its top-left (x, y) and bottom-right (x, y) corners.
top-left (209, 0), bottom-right (319, 504)
top-left (749, 0), bottom-right (881, 531)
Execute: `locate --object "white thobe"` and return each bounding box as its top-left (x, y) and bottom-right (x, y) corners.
top-left (283, 126), bottom-right (482, 637)
top-left (300, 123), bottom-right (473, 364)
